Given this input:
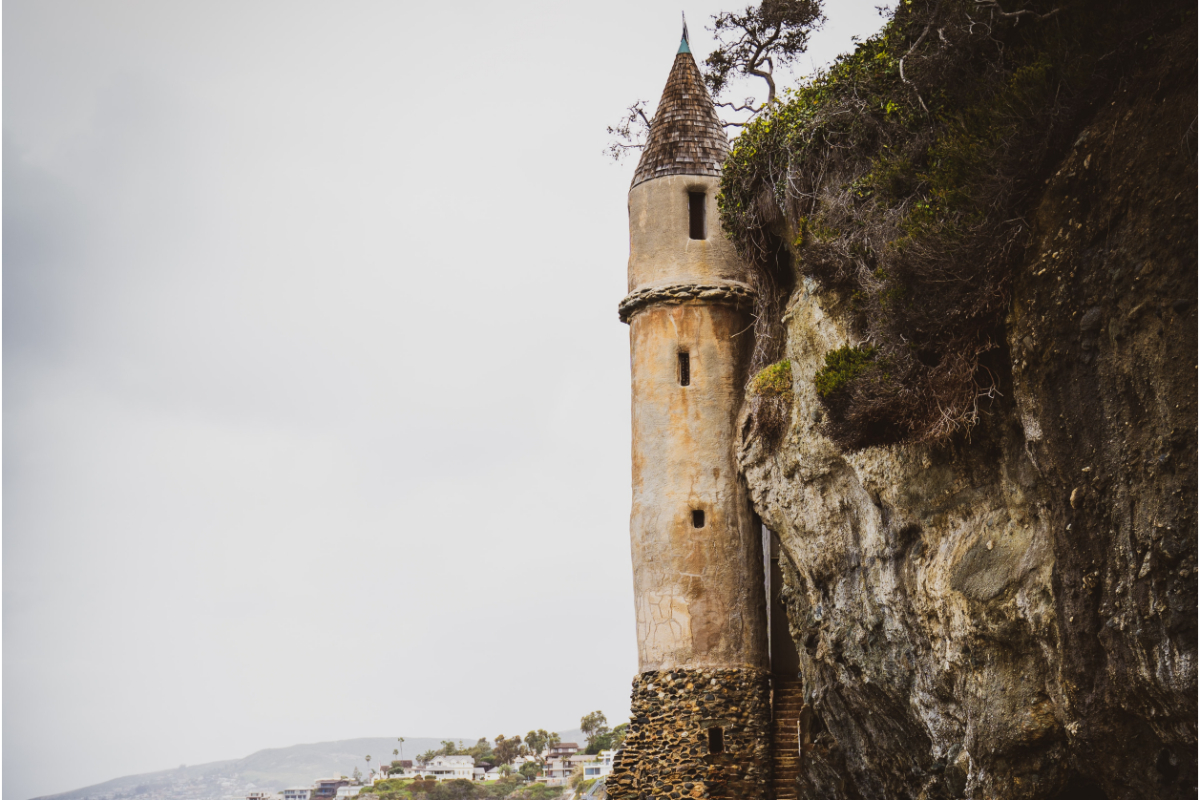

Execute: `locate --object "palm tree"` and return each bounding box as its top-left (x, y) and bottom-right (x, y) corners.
top-left (397, 738), bottom-right (405, 761)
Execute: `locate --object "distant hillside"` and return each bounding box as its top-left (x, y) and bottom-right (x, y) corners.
top-left (29, 732), bottom-right (587, 800)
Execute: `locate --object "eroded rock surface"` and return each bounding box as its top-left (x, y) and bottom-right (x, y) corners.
top-left (737, 28), bottom-right (1196, 800)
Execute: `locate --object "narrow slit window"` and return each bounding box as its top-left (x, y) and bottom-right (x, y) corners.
top-left (678, 352), bottom-right (691, 386)
top-left (707, 726), bottom-right (724, 753)
top-left (692, 509), bottom-right (706, 529)
top-left (688, 192), bottom-right (707, 240)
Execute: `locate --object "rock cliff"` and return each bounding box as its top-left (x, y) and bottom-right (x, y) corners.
top-left (729, 6), bottom-right (1196, 799)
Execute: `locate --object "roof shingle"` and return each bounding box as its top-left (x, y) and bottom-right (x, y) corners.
top-left (631, 48), bottom-right (729, 188)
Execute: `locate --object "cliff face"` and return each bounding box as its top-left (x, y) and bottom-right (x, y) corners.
top-left (735, 23), bottom-right (1196, 800)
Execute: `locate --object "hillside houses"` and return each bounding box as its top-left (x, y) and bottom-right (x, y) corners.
top-left (536, 751), bottom-right (615, 788)
top-left (382, 747), bottom-right (615, 787)
top-left (251, 742), bottom-right (615, 800)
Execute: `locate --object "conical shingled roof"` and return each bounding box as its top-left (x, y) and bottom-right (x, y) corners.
top-left (631, 47), bottom-right (730, 188)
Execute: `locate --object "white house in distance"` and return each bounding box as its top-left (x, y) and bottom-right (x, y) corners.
top-left (583, 751), bottom-right (616, 781)
top-left (282, 789), bottom-right (311, 800)
top-left (538, 751), bottom-right (615, 787)
top-left (380, 746), bottom-right (613, 786)
top-left (406, 755), bottom-right (475, 782)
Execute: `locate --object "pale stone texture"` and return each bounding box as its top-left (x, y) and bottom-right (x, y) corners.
top-left (628, 175), bottom-right (747, 293)
top-left (629, 302), bottom-right (765, 672)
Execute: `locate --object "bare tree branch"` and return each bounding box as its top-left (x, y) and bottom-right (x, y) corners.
top-left (604, 99), bottom-right (653, 161)
top-left (899, 24), bottom-right (932, 113)
top-left (705, 0), bottom-right (825, 115)
top-left (973, 0), bottom-right (1061, 23)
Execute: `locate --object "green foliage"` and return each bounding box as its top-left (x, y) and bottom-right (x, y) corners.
top-left (793, 216), bottom-right (839, 247)
top-left (371, 779), bottom-right (412, 795)
top-left (523, 730), bottom-right (551, 757)
top-left (580, 711), bottom-right (610, 754)
top-left (717, 0), bottom-right (1171, 449)
top-left (373, 775), bottom-right (553, 800)
top-left (610, 722), bottom-right (628, 751)
top-left (493, 734), bottom-right (523, 765)
top-left (425, 780), bottom-right (478, 800)
top-left (750, 360), bottom-right (794, 402)
top-left (504, 784), bottom-right (562, 800)
top-left (814, 346), bottom-right (879, 397)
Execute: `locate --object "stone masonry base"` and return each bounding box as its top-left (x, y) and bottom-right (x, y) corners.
top-left (607, 668), bottom-right (772, 800)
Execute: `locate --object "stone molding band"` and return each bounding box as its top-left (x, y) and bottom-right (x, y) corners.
top-left (619, 282), bottom-right (757, 323)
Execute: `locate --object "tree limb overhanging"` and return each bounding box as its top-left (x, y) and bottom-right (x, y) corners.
top-left (605, 0), bottom-right (825, 157)
top-left (604, 100), bottom-right (653, 162)
top-left (705, 0), bottom-right (825, 121)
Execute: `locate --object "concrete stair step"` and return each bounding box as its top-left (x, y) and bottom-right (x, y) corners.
top-left (772, 682), bottom-right (805, 800)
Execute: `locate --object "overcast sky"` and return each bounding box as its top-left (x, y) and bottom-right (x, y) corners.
top-left (3, 2), bottom-right (885, 799)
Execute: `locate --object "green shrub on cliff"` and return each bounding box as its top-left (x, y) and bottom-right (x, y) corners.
top-left (814, 347), bottom-right (878, 398)
top-left (750, 360), bottom-right (794, 402)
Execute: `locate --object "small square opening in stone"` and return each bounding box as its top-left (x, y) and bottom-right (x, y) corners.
top-left (707, 726), bottom-right (724, 753)
top-left (692, 509), bottom-right (706, 528)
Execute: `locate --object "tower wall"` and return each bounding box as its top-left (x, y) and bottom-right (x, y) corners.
top-left (628, 175), bottom-right (743, 290)
top-left (629, 300), bottom-right (766, 672)
top-left (615, 41), bottom-right (772, 800)
top-left (617, 173), bottom-right (771, 800)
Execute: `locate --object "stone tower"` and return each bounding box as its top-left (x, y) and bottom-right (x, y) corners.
top-left (608, 27), bottom-right (771, 800)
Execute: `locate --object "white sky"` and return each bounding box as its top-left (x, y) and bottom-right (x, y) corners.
top-left (3, 3), bottom-right (886, 799)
